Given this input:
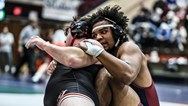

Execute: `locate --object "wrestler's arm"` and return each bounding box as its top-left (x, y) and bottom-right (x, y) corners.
top-left (43, 44), bottom-right (97, 68)
top-left (25, 36), bottom-right (97, 68)
top-left (97, 42), bottom-right (143, 85)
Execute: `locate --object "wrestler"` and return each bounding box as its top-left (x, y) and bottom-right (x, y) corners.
top-left (79, 5), bottom-right (160, 106)
top-left (44, 16), bottom-right (142, 105)
top-left (26, 18), bottom-right (102, 106)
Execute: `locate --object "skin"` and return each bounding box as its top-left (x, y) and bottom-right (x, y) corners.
top-left (47, 56), bottom-right (141, 106)
top-left (44, 20), bottom-right (143, 106)
top-left (25, 28), bottom-right (100, 69)
top-left (95, 68), bottom-right (140, 106)
top-left (82, 20), bottom-right (154, 106)
top-left (26, 26), bottom-right (105, 106)
top-left (91, 20), bottom-right (153, 87)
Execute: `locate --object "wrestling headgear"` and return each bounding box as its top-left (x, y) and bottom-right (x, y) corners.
top-left (70, 20), bottom-right (90, 39)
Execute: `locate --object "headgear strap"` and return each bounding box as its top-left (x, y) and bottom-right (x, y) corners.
top-left (92, 24), bottom-right (114, 32)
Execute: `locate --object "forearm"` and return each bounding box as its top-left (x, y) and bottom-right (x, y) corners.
top-left (97, 51), bottom-right (136, 85)
top-left (43, 43), bottom-right (96, 68)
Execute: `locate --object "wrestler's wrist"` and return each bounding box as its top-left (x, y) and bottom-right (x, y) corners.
top-left (87, 48), bottom-right (104, 57)
top-left (85, 42), bottom-right (104, 57)
top-left (95, 49), bottom-right (104, 57)
top-left (42, 41), bottom-right (50, 51)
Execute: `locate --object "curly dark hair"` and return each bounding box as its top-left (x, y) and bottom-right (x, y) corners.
top-left (88, 5), bottom-right (129, 47)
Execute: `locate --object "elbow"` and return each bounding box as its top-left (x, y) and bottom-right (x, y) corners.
top-left (65, 56), bottom-right (82, 68)
top-left (121, 76), bottom-right (132, 85)
top-left (121, 72), bottom-right (135, 85)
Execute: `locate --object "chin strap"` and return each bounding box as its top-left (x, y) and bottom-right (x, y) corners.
top-left (114, 36), bottom-right (125, 47)
top-left (115, 38), bottom-right (120, 47)
top-left (70, 37), bottom-right (76, 46)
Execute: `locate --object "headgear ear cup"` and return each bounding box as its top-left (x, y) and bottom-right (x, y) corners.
top-left (102, 17), bottom-right (128, 47)
top-left (111, 24), bottom-right (127, 47)
top-left (112, 24), bottom-right (125, 38)
top-left (103, 17), bottom-right (125, 38)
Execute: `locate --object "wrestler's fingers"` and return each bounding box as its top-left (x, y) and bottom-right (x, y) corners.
top-left (46, 66), bottom-right (52, 73)
top-left (49, 65), bottom-right (56, 75)
top-left (47, 69), bottom-right (52, 75)
top-left (52, 60), bottom-right (57, 65)
top-left (47, 66), bottom-right (53, 75)
top-left (78, 41), bottom-right (88, 51)
top-left (46, 65), bottom-right (52, 75)
top-left (25, 39), bottom-right (32, 49)
top-left (46, 60), bottom-right (57, 75)
top-left (51, 61), bottom-right (57, 69)
top-left (25, 36), bottom-right (35, 49)
top-left (50, 65), bottom-right (56, 71)
top-left (26, 36), bottom-right (40, 48)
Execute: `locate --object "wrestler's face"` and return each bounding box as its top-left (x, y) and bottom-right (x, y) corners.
top-left (66, 28), bottom-right (85, 46)
top-left (92, 20), bottom-right (115, 50)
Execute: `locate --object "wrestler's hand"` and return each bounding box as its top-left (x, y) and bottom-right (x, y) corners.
top-left (46, 60), bottom-right (57, 75)
top-left (78, 39), bottom-right (104, 57)
top-left (25, 36), bottom-right (48, 50)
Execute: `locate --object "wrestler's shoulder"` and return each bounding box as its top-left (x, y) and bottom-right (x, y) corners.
top-left (120, 41), bottom-right (141, 52)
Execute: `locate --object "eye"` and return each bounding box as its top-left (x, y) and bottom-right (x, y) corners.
top-left (92, 33), bottom-right (97, 38)
top-left (100, 30), bottom-right (107, 34)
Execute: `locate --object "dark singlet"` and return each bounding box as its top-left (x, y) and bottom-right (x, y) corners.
top-left (131, 81), bottom-right (160, 106)
top-left (44, 62), bottom-right (103, 106)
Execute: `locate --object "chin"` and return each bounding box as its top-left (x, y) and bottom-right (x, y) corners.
top-left (104, 47), bottom-right (109, 51)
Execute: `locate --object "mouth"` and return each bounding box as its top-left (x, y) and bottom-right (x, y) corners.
top-left (97, 39), bottom-right (108, 49)
top-left (101, 42), bottom-right (108, 50)
top-left (102, 43), bottom-right (107, 46)
top-left (100, 41), bottom-right (106, 46)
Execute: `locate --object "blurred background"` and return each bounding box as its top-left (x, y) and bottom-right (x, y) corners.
top-left (0, 0), bottom-right (188, 106)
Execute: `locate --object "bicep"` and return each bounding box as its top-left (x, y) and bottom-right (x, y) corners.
top-left (72, 53), bottom-right (98, 68)
top-left (120, 44), bottom-right (142, 76)
top-left (62, 47), bottom-right (98, 68)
